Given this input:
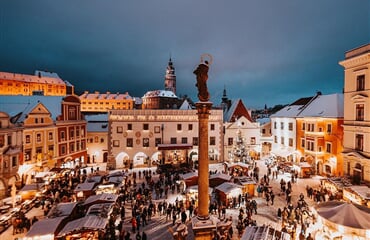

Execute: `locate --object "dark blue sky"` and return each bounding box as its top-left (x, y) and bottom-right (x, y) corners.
top-left (0, 1), bottom-right (369, 108)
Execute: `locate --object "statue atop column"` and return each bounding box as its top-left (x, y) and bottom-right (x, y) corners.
top-left (194, 54), bottom-right (212, 102)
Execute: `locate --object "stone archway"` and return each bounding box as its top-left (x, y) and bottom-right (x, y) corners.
top-left (133, 152), bottom-right (148, 167)
top-left (115, 152), bottom-right (130, 169)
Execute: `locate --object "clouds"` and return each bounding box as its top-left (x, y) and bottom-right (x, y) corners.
top-left (0, 0), bottom-right (369, 108)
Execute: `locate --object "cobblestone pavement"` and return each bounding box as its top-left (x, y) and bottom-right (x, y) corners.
top-left (1, 157), bottom-right (324, 240)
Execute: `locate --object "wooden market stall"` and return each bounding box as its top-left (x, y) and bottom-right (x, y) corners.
top-left (83, 193), bottom-right (118, 209)
top-left (18, 183), bottom-right (44, 200)
top-left (215, 182), bottom-right (243, 207)
top-left (179, 171), bottom-right (198, 187)
top-left (209, 173), bottom-right (232, 188)
top-left (74, 182), bottom-right (96, 200)
top-left (343, 185), bottom-right (370, 207)
top-left (321, 177), bottom-right (352, 200)
top-left (233, 176), bottom-right (256, 197)
top-left (56, 215), bottom-right (108, 240)
top-left (24, 216), bottom-right (67, 240)
top-left (185, 185), bottom-right (213, 208)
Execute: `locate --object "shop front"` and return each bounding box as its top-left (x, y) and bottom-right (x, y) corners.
top-left (157, 143), bottom-right (193, 166)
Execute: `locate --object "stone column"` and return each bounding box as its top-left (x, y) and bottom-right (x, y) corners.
top-left (196, 102), bottom-right (212, 218)
top-left (191, 102), bottom-right (218, 240)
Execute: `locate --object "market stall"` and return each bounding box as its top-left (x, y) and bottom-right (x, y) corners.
top-left (321, 177), bottom-right (352, 200)
top-left (179, 171), bottom-right (198, 187)
top-left (18, 183), bottom-right (44, 200)
top-left (23, 216), bottom-right (67, 240)
top-left (343, 185), bottom-right (370, 207)
top-left (56, 215), bottom-right (108, 240)
top-left (209, 173), bottom-right (232, 188)
top-left (215, 182), bottom-right (243, 207)
top-left (185, 185), bottom-right (213, 208)
top-left (83, 193), bottom-right (118, 209)
top-left (74, 182), bottom-right (96, 200)
top-left (241, 226), bottom-right (291, 240)
top-left (314, 201), bottom-right (370, 239)
top-left (227, 162), bottom-right (249, 176)
top-left (233, 176), bottom-right (256, 197)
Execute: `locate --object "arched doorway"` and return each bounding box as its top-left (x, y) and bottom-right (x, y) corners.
top-left (103, 152), bottom-right (108, 163)
top-left (353, 163), bottom-right (362, 184)
top-left (133, 152), bottom-right (148, 167)
top-left (115, 152), bottom-right (130, 169)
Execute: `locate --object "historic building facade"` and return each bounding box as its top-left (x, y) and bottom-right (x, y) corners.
top-left (296, 93), bottom-right (344, 176)
top-left (79, 91), bottom-right (135, 112)
top-left (107, 109), bottom-right (224, 169)
top-left (0, 70), bottom-right (73, 96)
top-left (339, 44), bottom-right (370, 184)
top-left (86, 114), bottom-right (109, 164)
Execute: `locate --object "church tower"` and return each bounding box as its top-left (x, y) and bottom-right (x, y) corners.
top-left (164, 58), bottom-right (176, 94)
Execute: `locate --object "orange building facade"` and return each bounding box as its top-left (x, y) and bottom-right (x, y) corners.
top-left (296, 117), bottom-right (344, 177)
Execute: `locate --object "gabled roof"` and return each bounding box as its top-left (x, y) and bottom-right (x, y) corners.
top-left (57, 215), bottom-right (107, 237)
top-left (0, 70), bottom-right (66, 85)
top-left (179, 99), bottom-right (193, 110)
top-left (0, 95), bottom-right (63, 122)
top-left (297, 93), bottom-right (344, 118)
top-left (270, 96), bottom-right (314, 118)
top-left (79, 91), bottom-right (133, 100)
top-left (83, 193), bottom-right (118, 206)
top-left (25, 216), bottom-right (66, 237)
top-left (224, 99), bottom-right (253, 123)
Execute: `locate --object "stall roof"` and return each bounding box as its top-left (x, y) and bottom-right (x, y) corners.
top-left (186, 185), bottom-right (213, 195)
top-left (86, 202), bottom-right (114, 216)
top-left (344, 185), bottom-right (370, 200)
top-left (19, 183), bottom-right (44, 192)
top-left (35, 171), bottom-right (54, 178)
top-left (25, 216), bottom-right (66, 237)
top-left (179, 171), bottom-right (198, 180)
top-left (74, 182), bottom-right (96, 192)
top-left (215, 182), bottom-right (242, 194)
top-left (234, 176), bottom-right (257, 186)
top-left (227, 162), bottom-right (250, 169)
top-left (83, 193), bottom-right (118, 206)
top-left (47, 202), bottom-right (78, 218)
top-left (241, 226), bottom-right (291, 240)
top-left (210, 173), bottom-right (232, 181)
top-left (57, 215), bottom-right (107, 237)
top-left (157, 143), bottom-right (193, 150)
top-left (316, 201), bottom-right (370, 229)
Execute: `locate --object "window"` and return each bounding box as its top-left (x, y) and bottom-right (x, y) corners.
top-left (228, 138), bottom-right (233, 146)
top-left (326, 142), bottom-right (332, 153)
top-left (117, 126), bottom-right (123, 133)
top-left (193, 137), bottom-right (198, 146)
top-left (126, 138), bottom-right (133, 147)
top-left (274, 122), bottom-right (277, 129)
top-left (274, 136), bottom-right (277, 143)
top-left (41, 118), bottom-right (44, 123)
top-left (281, 137), bottom-right (284, 145)
top-left (280, 122), bottom-right (284, 130)
top-left (170, 138), bottom-right (177, 144)
top-left (48, 132), bottom-right (53, 141)
top-left (250, 137), bottom-right (256, 145)
top-left (288, 123), bottom-right (293, 131)
top-left (143, 138), bottom-right (149, 147)
top-left (143, 124), bottom-right (149, 130)
top-left (36, 133), bottom-right (41, 142)
top-left (26, 135), bottom-right (31, 144)
top-left (210, 124), bottom-right (215, 131)
top-left (61, 145), bottom-right (66, 155)
top-left (70, 129), bottom-right (74, 140)
top-left (289, 138), bottom-right (293, 147)
top-left (210, 136), bottom-right (216, 145)
top-left (127, 124), bottom-right (132, 131)
top-left (355, 134), bottom-right (363, 151)
top-left (7, 135), bottom-right (11, 145)
top-left (177, 124), bottom-right (182, 131)
top-left (307, 140), bottom-right (314, 151)
top-left (12, 156), bottom-right (17, 167)
top-left (113, 140), bottom-right (120, 147)
top-left (327, 124), bottom-right (332, 134)
top-left (154, 126), bottom-right (161, 133)
top-left (35, 118), bottom-right (38, 124)
top-left (155, 138), bottom-right (161, 146)
top-left (262, 129), bottom-right (266, 134)
top-left (356, 75), bottom-right (365, 91)
top-left (301, 138), bottom-right (305, 148)
top-left (61, 131), bottom-right (65, 141)
top-left (0, 136), bottom-right (4, 147)
top-left (356, 104), bottom-right (364, 121)
top-left (302, 123), bottom-right (306, 131)
top-left (181, 137), bottom-right (187, 144)
top-left (188, 124), bottom-right (193, 131)
top-left (100, 138), bottom-right (104, 143)
top-left (69, 107), bottom-right (76, 120)
top-left (94, 136), bottom-right (99, 143)
top-left (70, 143), bottom-right (75, 152)
top-left (76, 129), bottom-right (80, 137)
top-left (76, 141), bottom-right (80, 151)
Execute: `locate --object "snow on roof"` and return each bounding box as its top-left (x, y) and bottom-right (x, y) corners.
top-left (297, 93), bottom-right (343, 118)
top-left (344, 185), bottom-right (370, 200)
top-left (210, 173), bottom-right (232, 181)
top-left (270, 105), bottom-right (304, 118)
top-left (0, 71), bottom-right (65, 85)
top-left (57, 215), bottom-right (108, 237)
top-left (143, 90), bottom-right (177, 98)
top-left (179, 171), bottom-right (198, 180)
top-left (256, 117), bottom-right (270, 125)
top-left (215, 182), bottom-right (242, 194)
top-left (83, 193), bottom-right (118, 206)
top-left (25, 216), bottom-right (66, 237)
top-left (47, 202), bottom-right (78, 218)
top-left (0, 95), bottom-right (63, 121)
top-left (79, 91), bottom-right (133, 100)
top-left (74, 182), bottom-right (96, 192)
top-left (179, 99), bottom-right (193, 110)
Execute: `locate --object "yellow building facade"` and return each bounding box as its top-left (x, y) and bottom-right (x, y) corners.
top-left (0, 70), bottom-right (71, 96)
top-left (79, 91), bottom-right (135, 112)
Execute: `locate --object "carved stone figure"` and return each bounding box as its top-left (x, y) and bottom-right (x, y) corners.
top-left (194, 61), bottom-right (210, 102)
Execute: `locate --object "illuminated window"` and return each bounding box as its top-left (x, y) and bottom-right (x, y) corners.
top-left (117, 126), bottom-right (123, 133)
top-left (113, 140), bottom-right (120, 147)
top-left (48, 132), bottom-right (53, 141)
top-left (356, 104), bottom-right (364, 121)
top-left (143, 138), bottom-right (149, 147)
top-left (36, 133), bottom-right (41, 142)
top-left (26, 135), bottom-right (31, 144)
top-left (250, 137), bottom-right (256, 145)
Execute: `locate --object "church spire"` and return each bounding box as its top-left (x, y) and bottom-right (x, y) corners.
top-left (164, 57), bottom-right (176, 94)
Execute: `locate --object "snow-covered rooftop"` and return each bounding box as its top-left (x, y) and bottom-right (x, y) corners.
top-left (143, 89), bottom-right (177, 98)
top-left (297, 93), bottom-right (343, 118)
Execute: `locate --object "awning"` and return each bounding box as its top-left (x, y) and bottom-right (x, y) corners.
top-left (271, 148), bottom-right (296, 158)
top-left (157, 143), bottom-right (193, 150)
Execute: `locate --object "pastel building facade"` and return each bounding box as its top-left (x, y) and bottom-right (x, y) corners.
top-left (107, 109), bottom-right (224, 169)
top-left (79, 91), bottom-right (135, 112)
top-left (339, 44), bottom-right (370, 184)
